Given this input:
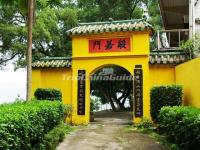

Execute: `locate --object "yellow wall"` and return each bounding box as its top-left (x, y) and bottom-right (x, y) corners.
top-left (32, 31), bottom-right (154, 125)
top-left (31, 27), bottom-right (200, 125)
top-left (176, 58), bottom-right (200, 107)
top-left (71, 31), bottom-right (151, 124)
top-left (149, 65), bottom-right (175, 88)
top-left (32, 68), bottom-right (72, 105)
top-left (72, 31), bottom-right (150, 58)
top-left (72, 57), bottom-right (150, 124)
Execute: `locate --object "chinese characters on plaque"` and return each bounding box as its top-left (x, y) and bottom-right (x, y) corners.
top-left (134, 66), bottom-right (143, 117)
top-left (77, 70), bottom-right (86, 115)
top-left (89, 38), bottom-right (130, 53)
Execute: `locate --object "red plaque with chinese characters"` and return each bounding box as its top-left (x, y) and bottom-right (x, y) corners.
top-left (89, 37), bottom-right (130, 53)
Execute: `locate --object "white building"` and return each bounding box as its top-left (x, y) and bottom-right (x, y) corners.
top-left (157, 0), bottom-right (200, 50)
top-left (195, 0), bottom-right (200, 33)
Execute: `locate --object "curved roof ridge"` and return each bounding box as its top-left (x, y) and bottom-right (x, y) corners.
top-left (67, 19), bottom-right (154, 36)
top-left (32, 52), bottom-right (190, 68)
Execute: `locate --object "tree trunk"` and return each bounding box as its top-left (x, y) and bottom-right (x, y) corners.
top-left (26, 0), bottom-right (34, 100)
top-left (110, 100), bottom-right (117, 112)
top-left (119, 102), bottom-right (126, 110)
top-left (114, 99), bottom-right (123, 110)
top-left (129, 98), bottom-right (133, 111)
top-left (101, 91), bottom-right (117, 112)
top-left (113, 93), bottom-right (128, 111)
top-left (116, 100), bottom-right (126, 111)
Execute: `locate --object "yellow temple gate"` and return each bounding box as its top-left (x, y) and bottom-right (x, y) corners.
top-left (32, 19), bottom-right (189, 124)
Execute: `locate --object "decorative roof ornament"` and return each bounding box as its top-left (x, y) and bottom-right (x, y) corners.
top-left (67, 19), bottom-right (154, 36)
top-left (32, 57), bottom-right (71, 68)
top-left (32, 51), bottom-right (189, 68)
top-left (149, 51), bottom-right (189, 65)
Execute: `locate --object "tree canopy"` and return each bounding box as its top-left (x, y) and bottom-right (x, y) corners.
top-left (0, 0), bottom-right (77, 68)
top-left (0, 0), bottom-right (163, 110)
top-left (0, 0), bottom-right (162, 68)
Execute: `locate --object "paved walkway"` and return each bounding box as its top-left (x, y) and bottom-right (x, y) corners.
top-left (57, 111), bottom-right (167, 150)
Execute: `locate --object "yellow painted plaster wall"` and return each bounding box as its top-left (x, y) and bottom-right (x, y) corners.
top-left (32, 68), bottom-right (72, 105)
top-left (32, 31), bottom-right (153, 125)
top-left (175, 58), bottom-right (200, 107)
top-left (72, 31), bottom-right (150, 58)
top-left (72, 57), bottom-right (150, 124)
top-left (149, 65), bottom-right (176, 88)
top-left (32, 69), bottom-right (42, 92)
top-left (71, 31), bottom-right (151, 124)
top-left (32, 30), bottom-right (183, 125)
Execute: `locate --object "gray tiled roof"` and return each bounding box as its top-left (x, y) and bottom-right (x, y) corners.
top-left (149, 51), bottom-right (189, 65)
top-left (32, 51), bottom-right (189, 68)
top-left (67, 19), bottom-right (153, 36)
top-left (32, 57), bottom-right (71, 68)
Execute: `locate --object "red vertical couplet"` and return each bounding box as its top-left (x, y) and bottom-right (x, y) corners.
top-left (89, 37), bottom-right (130, 53)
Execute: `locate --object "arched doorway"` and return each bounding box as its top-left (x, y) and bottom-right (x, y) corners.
top-left (90, 64), bottom-right (133, 124)
top-left (72, 58), bottom-right (149, 125)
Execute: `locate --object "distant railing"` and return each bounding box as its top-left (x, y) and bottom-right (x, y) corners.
top-left (157, 29), bottom-right (189, 50)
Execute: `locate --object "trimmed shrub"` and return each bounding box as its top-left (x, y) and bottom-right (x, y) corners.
top-left (150, 85), bottom-right (182, 121)
top-left (0, 100), bottom-right (65, 150)
top-left (135, 118), bottom-right (153, 129)
top-left (43, 123), bottom-right (73, 150)
top-left (158, 106), bottom-right (200, 149)
top-left (34, 88), bottom-right (62, 101)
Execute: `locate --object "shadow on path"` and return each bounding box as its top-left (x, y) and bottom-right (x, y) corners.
top-left (92, 111), bottom-right (133, 125)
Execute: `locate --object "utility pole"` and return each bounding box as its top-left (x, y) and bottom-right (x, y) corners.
top-left (26, 0), bottom-right (34, 100)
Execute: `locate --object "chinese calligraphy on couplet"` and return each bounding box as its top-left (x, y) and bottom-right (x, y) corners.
top-left (89, 38), bottom-right (130, 53)
top-left (134, 66), bottom-right (143, 117)
top-left (77, 70), bottom-right (86, 115)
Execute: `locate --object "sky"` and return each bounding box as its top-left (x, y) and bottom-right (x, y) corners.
top-left (0, 62), bottom-right (26, 104)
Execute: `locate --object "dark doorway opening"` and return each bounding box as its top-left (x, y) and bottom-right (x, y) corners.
top-left (90, 65), bottom-right (133, 124)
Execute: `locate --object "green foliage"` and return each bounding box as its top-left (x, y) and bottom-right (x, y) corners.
top-left (90, 97), bottom-right (101, 112)
top-left (0, 100), bottom-right (66, 150)
top-left (34, 88), bottom-right (62, 101)
top-left (147, 0), bottom-right (162, 29)
top-left (135, 118), bottom-right (153, 129)
top-left (180, 38), bottom-right (194, 53)
top-left (158, 106), bottom-right (200, 149)
top-left (0, 0), bottom-right (77, 68)
top-left (180, 34), bottom-right (200, 59)
top-left (0, 0), bottom-right (161, 67)
top-left (43, 123), bottom-right (73, 150)
top-left (77, 0), bottom-right (144, 22)
top-left (63, 104), bottom-right (73, 116)
top-left (150, 85), bottom-right (182, 121)
top-left (143, 0), bottom-right (163, 50)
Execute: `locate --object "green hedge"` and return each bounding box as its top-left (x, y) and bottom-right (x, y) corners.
top-left (0, 101), bottom-right (65, 150)
top-left (34, 88), bottom-right (62, 101)
top-left (150, 85), bottom-right (182, 121)
top-left (43, 123), bottom-right (73, 150)
top-left (158, 106), bottom-right (200, 149)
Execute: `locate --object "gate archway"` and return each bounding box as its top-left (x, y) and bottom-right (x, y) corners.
top-left (90, 64), bottom-right (133, 123)
top-left (68, 19), bottom-right (153, 124)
